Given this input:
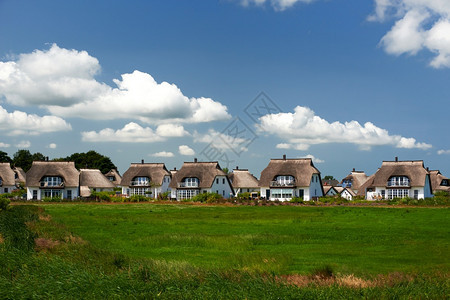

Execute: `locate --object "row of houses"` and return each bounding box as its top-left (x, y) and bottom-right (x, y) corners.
top-left (0, 155), bottom-right (448, 201)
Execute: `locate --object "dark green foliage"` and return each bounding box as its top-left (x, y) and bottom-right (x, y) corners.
top-left (323, 175), bottom-right (335, 180)
top-left (55, 150), bottom-right (117, 174)
top-left (0, 150), bottom-right (12, 163)
top-left (191, 192), bottom-right (222, 203)
top-left (12, 150), bottom-right (33, 172)
top-left (0, 197), bottom-right (10, 210)
top-left (0, 205), bottom-right (37, 251)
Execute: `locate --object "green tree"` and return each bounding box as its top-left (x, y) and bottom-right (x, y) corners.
top-left (13, 150), bottom-right (34, 172)
top-left (32, 152), bottom-right (46, 162)
top-left (222, 167), bottom-right (229, 174)
top-left (323, 175), bottom-right (335, 180)
top-left (0, 151), bottom-right (12, 163)
top-left (56, 150), bottom-right (117, 174)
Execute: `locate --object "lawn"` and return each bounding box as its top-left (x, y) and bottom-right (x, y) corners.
top-left (40, 203), bottom-right (450, 277)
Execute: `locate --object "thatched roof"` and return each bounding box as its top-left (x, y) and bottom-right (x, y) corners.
top-left (104, 169), bottom-right (122, 185)
top-left (323, 186), bottom-right (336, 195)
top-left (0, 163), bottom-right (16, 186)
top-left (259, 158), bottom-right (321, 187)
top-left (121, 163), bottom-right (170, 186)
top-left (341, 170), bottom-right (369, 191)
top-left (371, 160), bottom-right (429, 187)
top-left (80, 186), bottom-right (91, 197)
top-left (429, 170), bottom-right (450, 193)
top-left (26, 162), bottom-right (80, 187)
top-left (356, 173), bottom-right (376, 196)
top-left (228, 169), bottom-right (259, 188)
top-left (14, 167), bottom-right (26, 184)
top-left (80, 169), bottom-right (115, 189)
top-left (169, 161), bottom-right (227, 189)
top-left (342, 188), bottom-right (356, 197)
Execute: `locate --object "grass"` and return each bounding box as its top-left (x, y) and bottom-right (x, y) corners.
top-left (1, 203), bottom-right (449, 298)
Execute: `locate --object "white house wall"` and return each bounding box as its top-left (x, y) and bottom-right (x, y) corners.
top-left (1, 185), bottom-right (16, 194)
top-left (27, 187), bottom-right (79, 200)
top-left (210, 175), bottom-right (233, 198)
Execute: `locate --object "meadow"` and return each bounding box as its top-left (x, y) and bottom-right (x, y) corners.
top-left (1, 203), bottom-right (449, 298)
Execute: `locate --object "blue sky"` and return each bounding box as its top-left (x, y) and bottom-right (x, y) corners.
top-left (0, 0), bottom-right (449, 180)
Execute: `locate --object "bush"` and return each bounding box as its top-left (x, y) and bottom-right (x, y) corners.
top-left (0, 197), bottom-right (10, 211)
top-left (91, 191), bottom-right (114, 202)
top-left (191, 192), bottom-right (223, 203)
top-left (289, 197), bottom-right (304, 204)
top-left (157, 191), bottom-right (170, 201)
top-left (129, 195), bottom-right (150, 202)
top-left (42, 196), bottom-right (63, 202)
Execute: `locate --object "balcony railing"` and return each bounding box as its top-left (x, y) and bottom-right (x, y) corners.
top-left (387, 181), bottom-right (410, 187)
top-left (130, 180), bottom-right (150, 186)
top-left (178, 182), bottom-right (199, 188)
top-left (270, 181), bottom-right (295, 187)
top-left (40, 182), bottom-right (65, 188)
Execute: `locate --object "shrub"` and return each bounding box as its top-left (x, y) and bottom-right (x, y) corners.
top-left (129, 195), bottom-right (149, 202)
top-left (0, 197), bottom-right (10, 211)
top-left (91, 191), bottom-right (114, 202)
top-left (157, 191), bottom-right (170, 201)
top-left (42, 196), bottom-right (63, 202)
top-left (289, 197), bottom-right (304, 204)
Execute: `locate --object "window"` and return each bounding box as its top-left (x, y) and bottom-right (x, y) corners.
top-left (381, 190), bottom-right (385, 199)
top-left (387, 189), bottom-right (409, 199)
top-left (223, 178), bottom-right (225, 184)
top-left (130, 188), bottom-right (150, 196)
top-left (216, 178), bottom-right (219, 184)
top-left (273, 175), bottom-right (295, 186)
top-left (177, 189), bottom-right (199, 200)
top-left (32, 190), bottom-right (38, 200)
top-left (342, 179), bottom-right (352, 188)
top-left (271, 189), bottom-right (293, 199)
top-left (222, 190), bottom-right (225, 196)
top-left (414, 190), bottom-right (419, 199)
top-left (441, 179), bottom-right (449, 186)
top-left (43, 189), bottom-right (61, 199)
top-left (67, 190), bottom-right (72, 200)
top-left (387, 176), bottom-right (410, 187)
top-left (132, 177), bottom-right (150, 186)
top-left (42, 176), bottom-right (63, 187)
top-left (182, 178), bottom-right (199, 187)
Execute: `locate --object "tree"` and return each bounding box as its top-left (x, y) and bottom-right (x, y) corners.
top-left (56, 150), bottom-right (117, 174)
top-left (323, 175), bottom-right (336, 180)
top-left (12, 150), bottom-right (33, 172)
top-left (0, 151), bottom-right (12, 163)
top-left (32, 152), bottom-right (46, 162)
top-left (222, 167), bottom-right (229, 174)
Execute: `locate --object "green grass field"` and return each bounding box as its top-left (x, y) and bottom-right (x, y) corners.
top-left (1, 203), bottom-right (449, 298)
top-left (42, 203), bottom-right (449, 276)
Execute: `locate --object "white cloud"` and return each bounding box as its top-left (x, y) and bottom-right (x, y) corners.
top-left (81, 122), bottom-right (165, 143)
top-left (156, 124), bottom-right (189, 137)
top-left (179, 145), bottom-right (195, 156)
top-left (304, 154), bottom-right (324, 163)
top-left (0, 44), bottom-right (231, 123)
top-left (0, 105), bottom-right (71, 135)
top-left (193, 129), bottom-right (249, 153)
top-left (151, 151), bottom-right (174, 157)
top-left (15, 140), bottom-right (31, 148)
top-left (48, 143), bottom-right (57, 149)
top-left (370, 0), bottom-right (450, 68)
top-left (437, 149), bottom-right (450, 155)
top-left (259, 105), bottom-right (432, 150)
top-left (0, 142), bottom-right (10, 148)
top-left (239, 0), bottom-right (316, 11)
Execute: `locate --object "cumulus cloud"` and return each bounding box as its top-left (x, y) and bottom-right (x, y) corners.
top-left (151, 151), bottom-right (174, 157)
top-left (304, 154), bottom-right (324, 163)
top-left (370, 0), bottom-right (450, 68)
top-left (15, 141), bottom-right (31, 148)
top-left (193, 129), bottom-right (250, 153)
top-left (259, 106), bottom-right (432, 150)
top-left (179, 145), bottom-right (195, 156)
top-left (0, 105), bottom-right (71, 135)
top-left (48, 143), bottom-right (57, 149)
top-left (0, 44), bottom-right (231, 123)
top-left (81, 122), bottom-right (165, 143)
top-left (0, 142), bottom-right (10, 148)
top-left (156, 124), bottom-right (189, 137)
top-left (437, 149), bottom-right (450, 155)
top-left (239, 0), bottom-right (316, 11)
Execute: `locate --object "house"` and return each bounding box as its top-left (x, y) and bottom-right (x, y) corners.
top-left (429, 170), bottom-right (450, 194)
top-left (340, 187), bottom-right (356, 200)
top-left (0, 163), bottom-right (18, 194)
top-left (357, 157), bottom-right (433, 200)
top-left (228, 167), bottom-right (259, 196)
top-left (104, 169), bottom-right (122, 186)
top-left (169, 159), bottom-right (234, 200)
top-left (79, 169), bottom-right (115, 197)
top-left (259, 155), bottom-right (323, 201)
top-left (323, 185), bottom-right (339, 197)
top-left (26, 161), bottom-right (80, 200)
top-left (340, 168), bottom-right (369, 194)
top-left (120, 161), bottom-right (171, 198)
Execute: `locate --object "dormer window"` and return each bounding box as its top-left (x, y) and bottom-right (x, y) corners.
top-left (271, 175), bottom-right (295, 187)
top-left (442, 179), bottom-right (449, 186)
top-left (131, 176), bottom-right (150, 186)
top-left (41, 176), bottom-right (63, 187)
top-left (180, 177), bottom-right (199, 188)
top-left (107, 176), bottom-right (115, 182)
top-left (0, 177), bottom-right (2, 186)
top-left (342, 179), bottom-right (352, 188)
top-left (387, 176), bottom-right (410, 187)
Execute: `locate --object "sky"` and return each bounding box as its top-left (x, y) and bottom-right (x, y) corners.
top-left (0, 0), bottom-right (449, 180)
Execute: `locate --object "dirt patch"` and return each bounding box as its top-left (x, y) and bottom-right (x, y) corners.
top-left (0, 234), bottom-right (4, 244)
top-left (279, 274), bottom-right (383, 288)
top-left (64, 235), bottom-right (87, 245)
top-left (34, 238), bottom-right (60, 251)
top-left (38, 214), bottom-right (52, 222)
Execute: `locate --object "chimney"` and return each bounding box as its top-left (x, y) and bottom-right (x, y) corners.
top-left (426, 167), bottom-right (429, 172)
top-left (236, 166), bottom-right (239, 170)
top-left (173, 167), bottom-right (176, 171)
top-left (194, 158), bottom-right (197, 163)
top-left (283, 154), bottom-right (286, 160)
top-left (46, 156), bottom-right (49, 162)
top-left (141, 159), bottom-right (144, 164)
top-left (352, 168), bottom-right (355, 172)
top-left (395, 156), bottom-right (398, 162)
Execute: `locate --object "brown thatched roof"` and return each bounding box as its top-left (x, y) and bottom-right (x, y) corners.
top-left (121, 163), bottom-right (170, 186)
top-left (341, 170), bottom-right (369, 191)
top-left (323, 185), bottom-right (337, 195)
top-left (26, 162), bottom-right (80, 187)
top-left (14, 167), bottom-right (26, 184)
top-left (104, 169), bottom-right (122, 185)
top-left (0, 163), bottom-right (16, 186)
top-left (228, 169), bottom-right (259, 188)
top-left (356, 173), bottom-right (376, 196)
top-left (429, 170), bottom-right (450, 193)
top-left (169, 161), bottom-right (227, 189)
top-left (342, 188), bottom-right (356, 197)
top-left (259, 158), bottom-right (321, 187)
top-left (371, 160), bottom-right (429, 187)
top-left (80, 169), bottom-right (115, 189)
